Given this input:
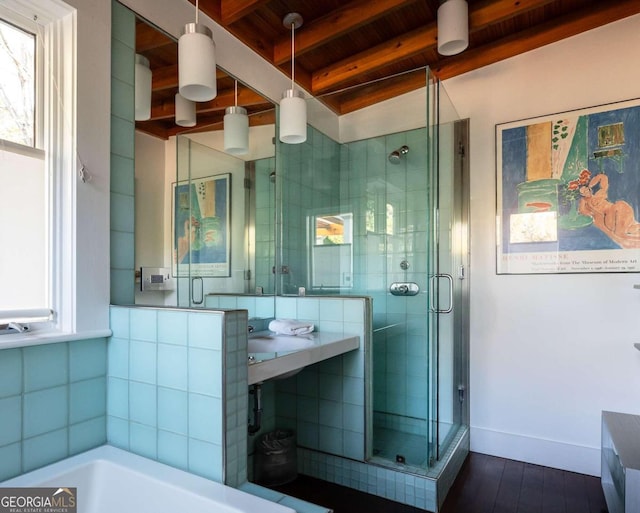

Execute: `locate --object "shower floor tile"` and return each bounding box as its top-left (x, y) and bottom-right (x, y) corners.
top-left (372, 426), bottom-right (428, 468)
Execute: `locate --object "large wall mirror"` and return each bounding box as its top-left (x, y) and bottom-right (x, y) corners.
top-left (129, 13), bottom-right (276, 317)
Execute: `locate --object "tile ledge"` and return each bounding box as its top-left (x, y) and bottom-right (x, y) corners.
top-left (0, 329), bottom-right (112, 350)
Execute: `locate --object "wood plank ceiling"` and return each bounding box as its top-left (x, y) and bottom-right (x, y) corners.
top-left (137, 0), bottom-right (640, 139)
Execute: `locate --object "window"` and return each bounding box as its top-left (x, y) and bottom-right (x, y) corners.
top-left (0, 1), bottom-right (75, 337)
top-left (0, 17), bottom-right (36, 146)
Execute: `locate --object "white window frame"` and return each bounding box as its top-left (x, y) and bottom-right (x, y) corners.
top-left (0, 0), bottom-right (77, 343)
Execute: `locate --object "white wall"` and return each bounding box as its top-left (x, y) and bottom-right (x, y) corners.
top-left (134, 132), bottom-right (166, 306)
top-left (135, 131), bottom-right (166, 270)
top-left (443, 14), bottom-right (640, 475)
top-left (67, 0), bottom-right (111, 333)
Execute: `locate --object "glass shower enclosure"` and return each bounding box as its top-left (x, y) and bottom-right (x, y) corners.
top-left (276, 67), bottom-right (470, 478)
top-left (174, 67), bottom-right (470, 495)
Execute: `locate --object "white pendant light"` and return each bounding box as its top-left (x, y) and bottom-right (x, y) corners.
top-left (279, 13), bottom-right (306, 144)
top-left (134, 54), bottom-right (152, 121)
top-left (437, 0), bottom-right (469, 56)
top-left (224, 81), bottom-right (249, 155)
top-left (178, 0), bottom-right (217, 102)
top-left (175, 92), bottom-right (196, 127)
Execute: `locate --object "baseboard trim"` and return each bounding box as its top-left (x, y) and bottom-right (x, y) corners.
top-left (470, 426), bottom-right (601, 476)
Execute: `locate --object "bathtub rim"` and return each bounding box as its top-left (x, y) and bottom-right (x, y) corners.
top-left (0, 444), bottom-right (295, 513)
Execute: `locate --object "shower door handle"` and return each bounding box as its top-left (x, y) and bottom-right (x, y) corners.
top-left (191, 277), bottom-right (204, 305)
top-left (428, 274), bottom-right (453, 314)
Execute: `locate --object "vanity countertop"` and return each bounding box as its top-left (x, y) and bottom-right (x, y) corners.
top-left (248, 331), bottom-right (359, 385)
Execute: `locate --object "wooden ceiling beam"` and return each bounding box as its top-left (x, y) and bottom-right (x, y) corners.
top-left (150, 67), bottom-right (232, 92)
top-left (182, 0), bottom-right (221, 20)
top-left (337, 70), bottom-right (426, 114)
top-left (432, 0), bottom-right (640, 81)
top-left (136, 22), bottom-right (174, 52)
top-left (135, 121), bottom-right (170, 140)
top-left (163, 108), bottom-right (275, 138)
top-left (151, 64), bottom-right (179, 91)
top-left (149, 87), bottom-right (270, 121)
top-left (312, 24), bottom-right (437, 94)
top-left (273, 0), bottom-right (415, 66)
top-left (309, 0), bottom-right (559, 94)
top-left (220, 0), bottom-right (270, 25)
top-left (470, 0), bottom-right (556, 28)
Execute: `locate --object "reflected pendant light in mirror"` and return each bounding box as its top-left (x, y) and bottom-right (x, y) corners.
top-left (224, 81), bottom-right (249, 155)
top-left (437, 0), bottom-right (469, 56)
top-left (175, 92), bottom-right (196, 127)
top-left (279, 13), bottom-right (306, 144)
top-left (179, 0), bottom-right (217, 102)
top-left (134, 54), bottom-right (151, 121)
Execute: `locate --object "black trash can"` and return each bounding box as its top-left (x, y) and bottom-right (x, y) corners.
top-left (254, 429), bottom-right (297, 486)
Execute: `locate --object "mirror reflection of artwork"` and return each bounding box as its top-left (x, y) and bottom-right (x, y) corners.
top-left (172, 173), bottom-right (231, 277)
top-left (497, 98), bottom-right (640, 274)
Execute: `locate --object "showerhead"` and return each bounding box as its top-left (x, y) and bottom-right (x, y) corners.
top-left (388, 145), bottom-right (409, 164)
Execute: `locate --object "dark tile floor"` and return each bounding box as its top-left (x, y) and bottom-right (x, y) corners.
top-left (273, 452), bottom-right (609, 513)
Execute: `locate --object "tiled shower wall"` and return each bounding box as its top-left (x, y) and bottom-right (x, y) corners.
top-left (107, 305), bottom-right (248, 487)
top-left (110, 0), bottom-right (136, 305)
top-left (341, 129), bottom-right (430, 434)
top-left (277, 126), bottom-right (342, 294)
top-left (0, 339), bottom-right (107, 481)
top-left (279, 122), bottom-right (431, 431)
top-left (245, 296), bottom-right (370, 475)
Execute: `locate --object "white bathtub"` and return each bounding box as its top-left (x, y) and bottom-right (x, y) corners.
top-left (1, 445), bottom-right (295, 513)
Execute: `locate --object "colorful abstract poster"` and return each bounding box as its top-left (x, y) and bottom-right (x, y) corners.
top-left (172, 173), bottom-right (231, 277)
top-left (496, 99), bottom-right (640, 274)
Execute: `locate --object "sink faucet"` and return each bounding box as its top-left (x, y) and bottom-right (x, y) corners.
top-left (248, 325), bottom-right (254, 333)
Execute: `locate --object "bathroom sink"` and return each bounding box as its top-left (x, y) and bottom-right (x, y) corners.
top-left (248, 335), bottom-right (315, 353)
top-left (247, 331), bottom-right (360, 385)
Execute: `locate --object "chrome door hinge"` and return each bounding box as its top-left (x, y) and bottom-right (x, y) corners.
top-left (458, 384), bottom-right (465, 403)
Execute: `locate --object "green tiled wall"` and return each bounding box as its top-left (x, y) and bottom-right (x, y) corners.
top-left (340, 128), bottom-right (430, 432)
top-left (277, 126), bottom-right (342, 295)
top-left (271, 296), bottom-right (369, 461)
top-left (107, 305), bottom-right (248, 486)
top-left (110, 0), bottom-right (136, 305)
top-left (0, 339), bottom-right (108, 481)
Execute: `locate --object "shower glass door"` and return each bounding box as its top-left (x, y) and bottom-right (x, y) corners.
top-left (427, 73), bottom-right (469, 462)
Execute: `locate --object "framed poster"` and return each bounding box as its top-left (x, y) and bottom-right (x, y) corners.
top-left (496, 98), bottom-right (640, 274)
top-left (172, 173), bottom-right (231, 277)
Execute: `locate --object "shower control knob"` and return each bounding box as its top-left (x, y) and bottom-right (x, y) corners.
top-left (389, 282), bottom-right (419, 296)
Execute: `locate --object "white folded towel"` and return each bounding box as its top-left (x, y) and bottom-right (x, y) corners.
top-left (268, 319), bottom-right (315, 336)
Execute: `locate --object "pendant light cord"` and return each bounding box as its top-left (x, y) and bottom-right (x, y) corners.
top-left (195, 0), bottom-right (199, 24)
top-left (234, 80), bottom-right (238, 107)
top-left (290, 21), bottom-right (295, 90)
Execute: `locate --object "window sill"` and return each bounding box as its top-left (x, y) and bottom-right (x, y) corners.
top-left (0, 328), bottom-right (113, 350)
